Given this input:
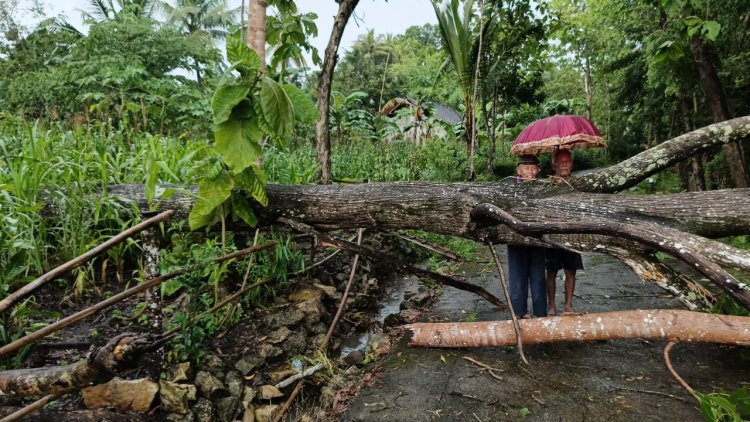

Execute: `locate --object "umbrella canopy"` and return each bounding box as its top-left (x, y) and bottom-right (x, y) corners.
top-left (511, 115), bottom-right (607, 156)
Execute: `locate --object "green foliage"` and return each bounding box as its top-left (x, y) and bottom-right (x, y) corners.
top-left (710, 295), bottom-right (750, 317)
top-left (695, 388), bottom-right (750, 422)
top-left (189, 30), bottom-right (316, 231)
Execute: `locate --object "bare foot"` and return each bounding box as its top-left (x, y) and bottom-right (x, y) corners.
top-left (562, 305), bottom-right (574, 315)
top-left (548, 307), bottom-right (557, 316)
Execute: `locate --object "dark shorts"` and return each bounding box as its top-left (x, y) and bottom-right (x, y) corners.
top-left (546, 248), bottom-right (584, 271)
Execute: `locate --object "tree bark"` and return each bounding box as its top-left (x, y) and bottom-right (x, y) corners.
top-left (406, 310), bottom-right (750, 348)
top-left (0, 335), bottom-right (150, 398)
top-left (689, 37), bottom-right (749, 188)
top-left (572, 116), bottom-right (750, 192)
top-left (247, 0), bottom-right (267, 72)
top-left (315, 0), bottom-right (359, 184)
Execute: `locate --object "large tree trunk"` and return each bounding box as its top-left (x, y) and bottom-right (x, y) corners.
top-left (95, 117), bottom-right (750, 308)
top-left (406, 310), bottom-right (750, 347)
top-left (689, 37), bottom-right (749, 188)
top-left (315, 0), bottom-right (359, 184)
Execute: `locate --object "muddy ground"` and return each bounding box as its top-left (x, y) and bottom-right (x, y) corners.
top-left (344, 249), bottom-right (750, 422)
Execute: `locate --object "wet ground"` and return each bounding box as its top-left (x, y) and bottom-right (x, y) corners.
top-left (344, 249), bottom-right (750, 421)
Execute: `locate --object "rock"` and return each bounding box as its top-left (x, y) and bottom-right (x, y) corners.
top-left (159, 380), bottom-right (197, 414)
top-left (254, 405), bottom-right (280, 422)
top-left (193, 398), bottom-right (216, 422)
top-left (257, 343), bottom-right (283, 360)
top-left (309, 333), bottom-right (327, 349)
top-left (309, 322), bottom-right (328, 335)
top-left (281, 330), bottom-right (308, 356)
top-left (296, 298), bottom-right (326, 325)
top-left (235, 355), bottom-right (263, 375)
top-left (167, 411), bottom-right (196, 422)
top-left (167, 362), bottom-right (192, 383)
top-left (383, 313), bottom-right (406, 327)
top-left (216, 396), bottom-right (241, 422)
top-left (195, 371), bottom-right (226, 398)
top-left (313, 283), bottom-right (337, 298)
top-left (259, 385), bottom-right (284, 400)
top-left (289, 285), bottom-right (325, 303)
top-left (243, 386), bottom-right (257, 403)
top-left (436, 266), bottom-right (452, 275)
top-left (407, 291), bottom-right (433, 308)
top-left (242, 402), bottom-right (256, 422)
top-left (263, 307), bottom-right (305, 329)
top-left (224, 370), bottom-right (244, 398)
top-left (82, 377), bottom-right (158, 413)
top-left (343, 350), bottom-right (363, 366)
top-left (267, 326), bottom-right (292, 344)
top-left (201, 354), bottom-right (226, 379)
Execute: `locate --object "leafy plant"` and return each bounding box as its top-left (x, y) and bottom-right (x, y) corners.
top-left (695, 388), bottom-right (750, 422)
top-left (188, 30), bottom-right (316, 231)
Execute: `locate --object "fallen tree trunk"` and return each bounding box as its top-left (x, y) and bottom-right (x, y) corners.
top-left (0, 335), bottom-right (150, 398)
top-left (406, 309), bottom-right (750, 348)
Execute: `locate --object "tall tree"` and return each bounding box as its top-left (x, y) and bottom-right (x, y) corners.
top-left (158, 0), bottom-right (238, 81)
top-left (82, 0), bottom-right (158, 22)
top-left (315, 0), bottom-right (360, 184)
top-left (432, 0), bottom-right (492, 180)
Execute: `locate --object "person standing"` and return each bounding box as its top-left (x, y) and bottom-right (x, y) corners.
top-left (508, 155), bottom-right (547, 318)
top-left (546, 149), bottom-right (584, 315)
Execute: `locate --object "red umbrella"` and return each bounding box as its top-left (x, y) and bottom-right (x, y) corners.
top-left (510, 115), bottom-right (607, 156)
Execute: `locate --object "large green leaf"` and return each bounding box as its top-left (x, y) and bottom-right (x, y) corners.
top-left (282, 83), bottom-right (318, 123)
top-left (231, 193), bottom-right (258, 227)
top-left (260, 77), bottom-right (295, 138)
top-left (226, 33), bottom-right (261, 76)
top-left (235, 166), bottom-right (268, 207)
top-left (189, 172), bottom-right (234, 230)
top-left (212, 84), bottom-right (251, 125)
top-left (215, 117), bottom-right (263, 174)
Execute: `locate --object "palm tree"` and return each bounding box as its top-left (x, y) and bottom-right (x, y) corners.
top-left (158, 0), bottom-right (238, 41)
top-left (431, 0), bottom-right (491, 180)
top-left (82, 0), bottom-right (157, 22)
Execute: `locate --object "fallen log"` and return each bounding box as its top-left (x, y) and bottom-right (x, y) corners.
top-left (0, 334), bottom-right (152, 397)
top-left (406, 309), bottom-right (750, 348)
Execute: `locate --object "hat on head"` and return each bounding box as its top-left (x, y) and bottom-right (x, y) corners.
top-left (517, 154), bottom-right (539, 166)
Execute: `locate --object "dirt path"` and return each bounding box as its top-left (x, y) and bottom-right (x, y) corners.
top-left (343, 250), bottom-right (749, 421)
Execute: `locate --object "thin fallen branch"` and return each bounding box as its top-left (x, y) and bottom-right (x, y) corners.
top-left (609, 385), bottom-right (690, 403)
top-left (487, 243), bottom-right (528, 364)
top-left (407, 310), bottom-right (750, 348)
top-left (470, 203), bottom-right (750, 310)
top-left (664, 341), bottom-right (699, 401)
top-left (279, 217), bottom-right (507, 311)
top-left (0, 242), bottom-right (277, 357)
top-left (289, 232), bottom-right (360, 277)
top-left (396, 233), bottom-right (462, 262)
top-left (321, 229), bottom-right (364, 351)
top-left (0, 210), bottom-right (175, 314)
top-left (272, 380), bottom-right (305, 422)
top-left (0, 393), bottom-right (61, 422)
top-left (274, 363), bottom-right (325, 389)
top-left (462, 356), bottom-right (504, 381)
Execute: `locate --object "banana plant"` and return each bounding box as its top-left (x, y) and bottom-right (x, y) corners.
top-left (188, 30), bottom-right (317, 231)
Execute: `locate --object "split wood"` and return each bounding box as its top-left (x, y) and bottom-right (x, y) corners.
top-left (278, 217), bottom-right (507, 310)
top-left (0, 210), bottom-right (176, 314)
top-left (0, 241), bottom-right (277, 357)
top-left (487, 242), bottom-right (528, 364)
top-left (0, 393), bottom-right (61, 422)
top-left (321, 228), bottom-right (364, 351)
top-left (470, 203), bottom-right (750, 310)
top-left (664, 341), bottom-right (699, 401)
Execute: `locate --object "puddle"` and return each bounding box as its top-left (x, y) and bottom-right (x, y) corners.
top-left (340, 273), bottom-right (421, 360)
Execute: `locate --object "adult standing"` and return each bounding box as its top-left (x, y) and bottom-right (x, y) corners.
top-left (508, 155), bottom-right (547, 318)
top-left (546, 149), bottom-right (584, 315)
